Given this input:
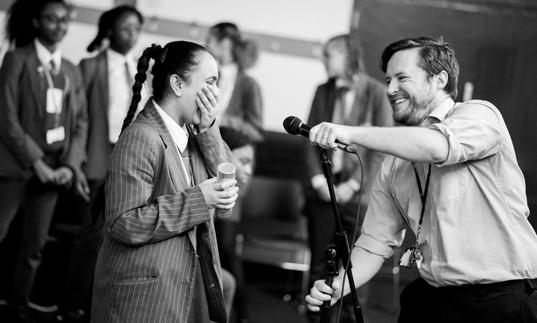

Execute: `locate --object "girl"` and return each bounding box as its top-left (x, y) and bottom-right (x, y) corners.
top-left (91, 41), bottom-right (238, 323)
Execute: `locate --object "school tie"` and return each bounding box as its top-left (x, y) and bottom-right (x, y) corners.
top-left (181, 140), bottom-right (227, 322)
top-left (49, 59), bottom-right (59, 75)
top-left (196, 223), bottom-right (228, 323)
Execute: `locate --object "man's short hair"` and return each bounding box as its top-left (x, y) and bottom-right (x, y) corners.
top-left (380, 37), bottom-right (460, 99)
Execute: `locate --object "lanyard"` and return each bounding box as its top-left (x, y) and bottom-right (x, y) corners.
top-left (411, 163), bottom-right (431, 242)
top-left (42, 62), bottom-right (69, 128)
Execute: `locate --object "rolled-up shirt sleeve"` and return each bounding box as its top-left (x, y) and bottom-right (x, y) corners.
top-left (355, 159), bottom-right (407, 259)
top-left (429, 103), bottom-right (503, 167)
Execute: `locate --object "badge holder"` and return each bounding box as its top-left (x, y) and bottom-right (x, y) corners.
top-left (398, 163), bottom-right (431, 270)
top-left (318, 148), bottom-right (364, 323)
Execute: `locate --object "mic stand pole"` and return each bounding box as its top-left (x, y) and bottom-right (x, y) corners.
top-left (318, 148), bottom-right (364, 323)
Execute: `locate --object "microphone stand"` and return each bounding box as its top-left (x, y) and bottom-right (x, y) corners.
top-left (318, 148), bottom-right (364, 323)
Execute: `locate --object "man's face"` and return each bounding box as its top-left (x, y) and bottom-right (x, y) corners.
top-left (232, 145), bottom-right (254, 189)
top-left (34, 2), bottom-right (70, 47)
top-left (385, 48), bottom-right (437, 126)
top-left (323, 42), bottom-right (348, 79)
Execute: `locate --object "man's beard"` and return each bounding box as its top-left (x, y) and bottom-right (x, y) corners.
top-left (393, 91), bottom-right (436, 126)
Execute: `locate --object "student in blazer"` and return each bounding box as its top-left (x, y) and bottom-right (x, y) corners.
top-left (0, 1), bottom-right (87, 322)
top-left (91, 41), bottom-right (238, 323)
top-left (57, 6), bottom-right (144, 320)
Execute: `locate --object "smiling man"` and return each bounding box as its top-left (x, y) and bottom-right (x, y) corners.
top-left (304, 37), bottom-right (537, 323)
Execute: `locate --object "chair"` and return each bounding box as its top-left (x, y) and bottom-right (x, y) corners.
top-left (237, 130), bottom-right (310, 313)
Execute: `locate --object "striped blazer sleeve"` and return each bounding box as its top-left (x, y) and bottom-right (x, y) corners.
top-left (194, 125), bottom-right (232, 177)
top-left (106, 126), bottom-right (211, 246)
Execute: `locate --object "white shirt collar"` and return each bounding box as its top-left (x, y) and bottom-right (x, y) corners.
top-left (428, 97), bottom-right (455, 123)
top-left (34, 39), bottom-right (61, 69)
top-left (107, 48), bottom-right (134, 65)
top-left (152, 99), bottom-right (189, 152)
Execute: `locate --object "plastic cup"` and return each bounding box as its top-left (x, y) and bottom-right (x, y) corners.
top-left (216, 162), bottom-right (236, 218)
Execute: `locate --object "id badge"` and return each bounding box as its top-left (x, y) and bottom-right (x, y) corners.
top-left (46, 88), bottom-right (63, 114)
top-left (399, 247), bottom-right (423, 269)
top-left (46, 126), bottom-right (65, 144)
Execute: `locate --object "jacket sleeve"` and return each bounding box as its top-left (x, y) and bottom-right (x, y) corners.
top-left (194, 124), bottom-right (233, 177)
top-left (304, 85), bottom-right (325, 182)
top-left (63, 64), bottom-right (88, 174)
top-left (106, 127), bottom-right (212, 246)
top-left (349, 80), bottom-right (393, 203)
top-left (0, 51), bottom-right (44, 167)
top-left (221, 75), bottom-right (263, 141)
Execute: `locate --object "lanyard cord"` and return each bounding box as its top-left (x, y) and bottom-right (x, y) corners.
top-left (411, 163), bottom-right (431, 241)
top-left (42, 62), bottom-right (70, 128)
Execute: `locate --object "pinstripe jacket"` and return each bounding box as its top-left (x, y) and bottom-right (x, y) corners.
top-left (92, 100), bottom-right (232, 322)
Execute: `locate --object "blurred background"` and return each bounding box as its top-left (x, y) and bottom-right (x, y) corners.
top-left (0, 0), bottom-right (536, 322)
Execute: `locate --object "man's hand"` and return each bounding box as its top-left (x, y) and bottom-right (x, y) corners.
top-left (335, 181), bottom-right (358, 204)
top-left (33, 159), bottom-right (56, 184)
top-left (199, 177), bottom-right (239, 209)
top-left (309, 122), bottom-right (352, 150)
top-left (316, 185), bottom-right (331, 203)
top-left (305, 277), bottom-right (343, 312)
top-left (196, 84), bottom-right (219, 133)
top-left (53, 167), bottom-right (74, 186)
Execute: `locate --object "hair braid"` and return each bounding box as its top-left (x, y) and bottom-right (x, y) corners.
top-left (120, 44), bottom-right (162, 134)
top-left (86, 10), bottom-right (111, 52)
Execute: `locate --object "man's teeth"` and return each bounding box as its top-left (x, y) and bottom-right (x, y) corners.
top-left (394, 98), bottom-right (407, 104)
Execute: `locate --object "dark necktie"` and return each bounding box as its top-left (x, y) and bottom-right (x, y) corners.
top-left (49, 59), bottom-right (59, 76)
top-left (181, 139), bottom-right (227, 322)
top-left (196, 223), bottom-right (227, 323)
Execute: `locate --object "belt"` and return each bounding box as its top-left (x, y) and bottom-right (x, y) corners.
top-left (439, 278), bottom-right (537, 293)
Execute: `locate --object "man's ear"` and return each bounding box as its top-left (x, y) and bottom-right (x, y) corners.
top-left (436, 70), bottom-right (449, 91)
top-left (169, 74), bottom-right (183, 97)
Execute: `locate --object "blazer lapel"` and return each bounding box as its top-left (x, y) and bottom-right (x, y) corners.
top-left (144, 102), bottom-right (191, 191)
top-left (27, 46), bottom-right (47, 118)
top-left (98, 52), bottom-right (110, 129)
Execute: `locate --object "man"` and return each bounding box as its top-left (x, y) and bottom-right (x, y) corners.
top-left (304, 34), bottom-right (392, 322)
top-left (305, 37), bottom-right (537, 323)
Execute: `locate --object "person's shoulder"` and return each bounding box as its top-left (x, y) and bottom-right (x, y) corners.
top-left (237, 71), bottom-right (260, 87)
top-left (4, 44), bottom-right (34, 61)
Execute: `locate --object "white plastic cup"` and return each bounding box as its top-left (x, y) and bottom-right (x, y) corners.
top-left (216, 162), bottom-right (236, 218)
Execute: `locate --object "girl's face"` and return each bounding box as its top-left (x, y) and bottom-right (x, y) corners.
top-left (109, 12), bottom-right (142, 55)
top-left (34, 2), bottom-right (70, 47)
top-left (177, 51), bottom-right (219, 125)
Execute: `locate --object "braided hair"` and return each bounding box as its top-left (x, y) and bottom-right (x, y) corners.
top-left (208, 22), bottom-right (259, 71)
top-left (86, 5), bottom-right (144, 53)
top-left (120, 41), bottom-right (209, 134)
top-left (6, 0), bottom-right (72, 48)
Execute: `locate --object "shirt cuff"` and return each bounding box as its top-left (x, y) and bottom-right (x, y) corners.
top-left (355, 233), bottom-right (394, 259)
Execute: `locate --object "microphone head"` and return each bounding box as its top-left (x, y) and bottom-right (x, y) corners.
top-left (283, 116), bottom-right (302, 135)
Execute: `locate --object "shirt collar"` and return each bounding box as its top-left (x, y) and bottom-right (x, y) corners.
top-left (219, 63), bottom-right (238, 76)
top-left (427, 97), bottom-right (455, 124)
top-left (152, 99), bottom-right (189, 152)
top-left (34, 39), bottom-right (61, 68)
top-left (107, 48), bottom-right (134, 64)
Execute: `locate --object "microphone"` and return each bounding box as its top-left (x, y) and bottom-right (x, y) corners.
top-left (283, 116), bottom-right (356, 153)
